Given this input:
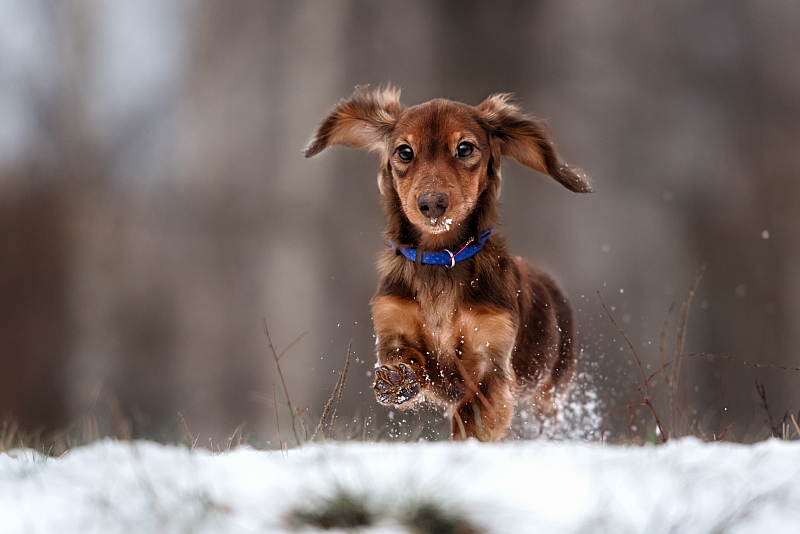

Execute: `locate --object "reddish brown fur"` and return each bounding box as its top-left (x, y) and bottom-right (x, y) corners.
top-left (306, 87), bottom-right (590, 441)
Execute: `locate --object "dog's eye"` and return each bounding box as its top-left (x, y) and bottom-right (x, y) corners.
top-left (456, 142), bottom-right (475, 158)
top-left (396, 144), bottom-right (414, 162)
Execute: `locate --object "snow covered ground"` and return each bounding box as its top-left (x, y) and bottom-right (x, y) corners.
top-left (2, 438), bottom-right (800, 533)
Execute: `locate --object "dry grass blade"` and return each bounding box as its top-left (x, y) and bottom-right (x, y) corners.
top-left (262, 319), bottom-right (303, 446)
top-left (226, 424), bottom-right (245, 452)
top-left (659, 303), bottom-right (675, 417)
top-left (791, 414), bottom-right (800, 438)
top-left (313, 385), bottom-right (337, 442)
top-left (312, 342), bottom-right (352, 441)
top-left (329, 341), bottom-right (352, 430)
top-left (670, 264), bottom-right (705, 434)
top-left (106, 393), bottom-right (132, 441)
top-left (178, 412), bottom-right (199, 450)
top-left (1, 417), bottom-right (20, 453)
top-left (657, 301), bottom-right (700, 440)
top-left (295, 406), bottom-right (310, 441)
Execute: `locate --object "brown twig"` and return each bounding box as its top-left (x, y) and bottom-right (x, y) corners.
top-left (278, 331), bottom-right (309, 360)
top-left (598, 291), bottom-right (666, 443)
top-left (685, 353), bottom-right (800, 372)
top-left (262, 319), bottom-right (303, 446)
top-left (715, 423), bottom-right (734, 441)
top-left (602, 271), bottom-right (705, 443)
top-left (272, 382), bottom-right (284, 454)
top-left (601, 403), bottom-right (645, 443)
top-left (602, 346), bottom-right (800, 443)
top-left (643, 353), bottom-right (800, 402)
top-left (755, 379), bottom-right (781, 438)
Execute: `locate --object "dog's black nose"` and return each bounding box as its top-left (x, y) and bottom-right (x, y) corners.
top-left (417, 193), bottom-right (449, 219)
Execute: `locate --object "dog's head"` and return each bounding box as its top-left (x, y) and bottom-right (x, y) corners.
top-left (306, 87), bottom-right (590, 240)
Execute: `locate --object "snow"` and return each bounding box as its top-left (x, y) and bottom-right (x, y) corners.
top-left (2, 438), bottom-right (800, 533)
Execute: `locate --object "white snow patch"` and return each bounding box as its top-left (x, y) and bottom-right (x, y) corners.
top-left (2, 438), bottom-right (800, 533)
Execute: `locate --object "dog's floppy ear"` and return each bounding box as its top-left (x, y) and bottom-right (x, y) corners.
top-left (476, 94), bottom-right (591, 193)
top-left (305, 86), bottom-right (403, 157)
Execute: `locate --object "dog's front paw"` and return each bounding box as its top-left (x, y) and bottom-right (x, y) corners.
top-left (374, 363), bottom-right (421, 405)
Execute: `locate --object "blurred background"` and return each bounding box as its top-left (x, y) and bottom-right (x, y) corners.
top-left (2, 0), bottom-right (799, 444)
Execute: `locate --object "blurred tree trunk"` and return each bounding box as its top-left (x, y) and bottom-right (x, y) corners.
top-left (0, 179), bottom-right (70, 431)
top-left (685, 1), bottom-right (800, 422)
top-left (171, 0), bottom-right (350, 439)
top-left (0, 0), bottom-right (102, 433)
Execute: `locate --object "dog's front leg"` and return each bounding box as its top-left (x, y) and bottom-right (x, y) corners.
top-left (449, 310), bottom-right (518, 441)
top-left (370, 295), bottom-right (430, 406)
top-left (373, 347), bottom-right (427, 406)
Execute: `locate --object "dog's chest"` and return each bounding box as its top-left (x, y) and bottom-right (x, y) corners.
top-left (410, 273), bottom-right (517, 366)
top-left (414, 280), bottom-right (469, 356)
top-left (417, 295), bottom-right (457, 353)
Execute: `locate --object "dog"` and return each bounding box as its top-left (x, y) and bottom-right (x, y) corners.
top-left (305, 87), bottom-right (590, 441)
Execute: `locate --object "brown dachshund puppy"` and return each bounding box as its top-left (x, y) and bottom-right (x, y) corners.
top-left (306, 87), bottom-right (590, 441)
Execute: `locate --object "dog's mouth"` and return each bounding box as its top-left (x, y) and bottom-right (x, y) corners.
top-left (426, 216), bottom-right (454, 234)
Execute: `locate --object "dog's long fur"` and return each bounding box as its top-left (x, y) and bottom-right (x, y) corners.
top-left (306, 87), bottom-right (590, 441)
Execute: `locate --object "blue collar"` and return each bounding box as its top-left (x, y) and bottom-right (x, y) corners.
top-left (391, 228), bottom-right (493, 267)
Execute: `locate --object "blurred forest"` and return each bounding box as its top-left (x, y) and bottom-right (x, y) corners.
top-left (1, 0), bottom-right (799, 444)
